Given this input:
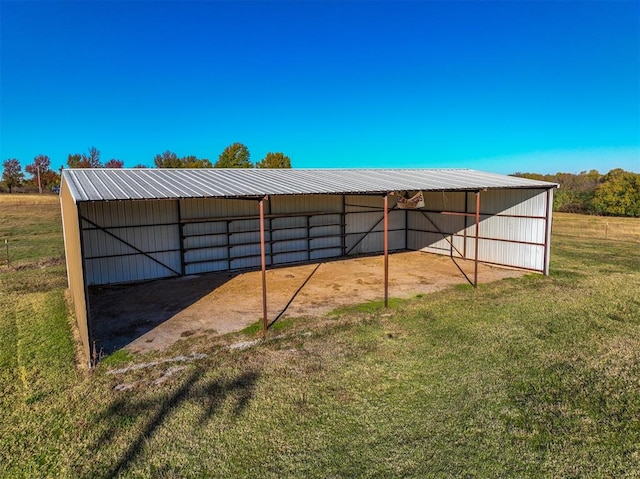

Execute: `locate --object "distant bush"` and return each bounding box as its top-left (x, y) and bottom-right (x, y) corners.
top-left (513, 169), bottom-right (640, 217)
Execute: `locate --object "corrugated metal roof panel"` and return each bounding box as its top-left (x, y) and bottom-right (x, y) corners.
top-left (61, 168), bottom-right (558, 202)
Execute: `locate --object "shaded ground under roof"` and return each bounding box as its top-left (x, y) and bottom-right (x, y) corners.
top-left (89, 251), bottom-right (526, 355)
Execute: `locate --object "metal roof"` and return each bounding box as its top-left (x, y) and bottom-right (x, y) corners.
top-left (61, 168), bottom-right (557, 202)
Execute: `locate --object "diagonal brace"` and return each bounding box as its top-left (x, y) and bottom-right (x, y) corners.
top-left (80, 215), bottom-right (181, 277)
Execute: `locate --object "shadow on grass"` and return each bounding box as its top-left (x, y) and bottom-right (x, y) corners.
top-left (91, 367), bottom-right (259, 478)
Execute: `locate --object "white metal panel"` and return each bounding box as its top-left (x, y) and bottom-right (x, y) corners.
top-left (230, 255), bottom-right (263, 269)
top-left (271, 194), bottom-right (342, 214)
top-left (86, 251), bottom-right (181, 285)
top-left (311, 248), bottom-right (342, 260)
top-left (407, 231), bottom-right (465, 257)
top-left (472, 188), bottom-right (547, 217)
top-left (80, 200), bottom-right (180, 285)
top-left (408, 189), bottom-right (551, 272)
top-left (465, 238), bottom-right (545, 270)
top-left (346, 230), bottom-right (406, 255)
top-left (422, 191), bottom-right (466, 211)
top-left (180, 197), bottom-right (258, 220)
top-left (346, 196), bottom-right (406, 254)
top-left (186, 260), bottom-right (229, 274)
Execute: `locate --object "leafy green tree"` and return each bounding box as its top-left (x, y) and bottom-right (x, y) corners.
top-left (67, 147), bottom-right (101, 168)
top-left (181, 155), bottom-right (212, 168)
top-left (154, 150), bottom-right (181, 168)
top-left (104, 159), bottom-right (124, 168)
top-left (215, 142), bottom-right (252, 168)
top-left (2, 159), bottom-right (24, 193)
top-left (593, 169), bottom-right (640, 217)
top-left (67, 153), bottom-right (83, 168)
top-left (256, 152), bottom-right (292, 168)
top-left (133, 164), bottom-right (148, 169)
top-left (513, 170), bottom-right (602, 213)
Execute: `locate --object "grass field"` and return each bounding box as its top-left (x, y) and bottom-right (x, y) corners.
top-left (1, 194), bottom-right (639, 478)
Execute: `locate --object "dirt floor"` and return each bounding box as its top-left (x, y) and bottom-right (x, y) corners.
top-left (89, 251), bottom-right (525, 355)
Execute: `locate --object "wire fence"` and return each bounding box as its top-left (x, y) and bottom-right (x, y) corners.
top-left (553, 213), bottom-right (640, 243)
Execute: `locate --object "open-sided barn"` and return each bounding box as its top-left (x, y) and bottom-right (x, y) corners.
top-left (60, 168), bottom-right (557, 366)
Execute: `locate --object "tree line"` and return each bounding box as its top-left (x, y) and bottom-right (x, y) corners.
top-left (513, 169), bottom-right (640, 217)
top-left (1, 142), bottom-right (292, 194)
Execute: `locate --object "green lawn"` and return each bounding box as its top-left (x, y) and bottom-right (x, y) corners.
top-left (1, 195), bottom-right (639, 478)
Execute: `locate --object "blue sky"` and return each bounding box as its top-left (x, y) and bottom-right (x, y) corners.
top-left (1, 1), bottom-right (638, 174)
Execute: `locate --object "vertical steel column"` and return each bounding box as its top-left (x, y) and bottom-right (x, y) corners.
top-left (176, 200), bottom-right (185, 276)
top-left (543, 188), bottom-right (552, 276)
top-left (474, 191), bottom-right (480, 288)
top-left (384, 194), bottom-right (389, 307)
top-left (463, 192), bottom-right (469, 258)
top-left (259, 197), bottom-right (268, 334)
top-left (341, 194), bottom-right (347, 256)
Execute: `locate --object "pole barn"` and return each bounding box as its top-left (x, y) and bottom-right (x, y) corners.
top-left (59, 168), bottom-right (557, 366)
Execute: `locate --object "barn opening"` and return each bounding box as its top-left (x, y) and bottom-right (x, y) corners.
top-left (60, 168), bottom-right (557, 366)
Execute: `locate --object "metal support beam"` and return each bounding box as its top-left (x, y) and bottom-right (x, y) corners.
top-left (463, 192), bottom-right (468, 258)
top-left (259, 197), bottom-right (268, 335)
top-left (474, 191), bottom-right (481, 288)
top-left (176, 200), bottom-right (185, 276)
top-left (543, 188), bottom-right (552, 276)
top-left (384, 194), bottom-right (389, 307)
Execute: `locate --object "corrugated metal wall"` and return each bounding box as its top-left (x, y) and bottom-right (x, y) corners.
top-left (77, 188), bottom-right (552, 287)
top-left (345, 195), bottom-right (406, 254)
top-left (60, 183), bottom-right (91, 364)
top-left (407, 189), bottom-right (551, 272)
top-left (180, 195), bottom-right (346, 273)
top-left (79, 200), bottom-right (180, 285)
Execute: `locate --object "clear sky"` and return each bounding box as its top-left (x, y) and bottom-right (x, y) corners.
top-left (1, 1), bottom-right (639, 175)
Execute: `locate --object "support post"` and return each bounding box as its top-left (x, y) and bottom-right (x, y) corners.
top-left (543, 188), bottom-right (552, 276)
top-left (260, 197), bottom-right (268, 335)
top-left (474, 191), bottom-right (481, 288)
top-left (384, 194), bottom-right (389, 307)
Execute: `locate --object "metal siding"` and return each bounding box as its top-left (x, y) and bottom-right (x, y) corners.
top-left (544, 189), bottom-right (554, 275)
top-left (407, 189), bottom-right (551, 272)
top-left (63, 168), bottom-right (557, 202)
top-left (345, 196), bottom-right (406, 254)
top-left (180, 198), bottom-right (271, 274)
top-left (186, 260), bottom-right (229, 274)
top-left (422, 191), bottom-right (466, 211)
top-left (80, 200), bottom-right (180, 285)
top-left (477, 216), bottom-right (546, 243)
top-left (60, 180), bottom-right (91, 364)
top-left (472, 188), bottom-right (547, 216)
top-left (271, 194), bottom-right (342, 214)
top-left (467, 238), bottom-right (545, 270)
top-left (471, 189), bottom-right (548, 270)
